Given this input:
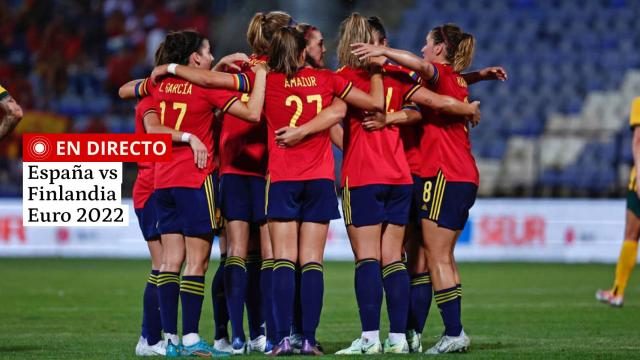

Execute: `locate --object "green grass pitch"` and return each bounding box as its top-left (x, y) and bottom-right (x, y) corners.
top-left (0, 259), bottom-right (639, 359)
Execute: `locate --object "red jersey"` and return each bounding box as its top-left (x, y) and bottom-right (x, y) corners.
top-left (421, 62), bottom-right (479, 185)
top-left (219, 54), bottom-right (268, 177)
top-left (132, 96), bottom-right (157, 209)
top-left (264, 67), bottom-right (353, 182)
top-left (139, 76), bottom-right (241, 189)
top-left (336, 65), bottom-right (420, 188)
top-left (388, 64), bottom-right (424, 176)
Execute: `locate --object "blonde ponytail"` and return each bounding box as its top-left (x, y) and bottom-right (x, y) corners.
top-left (337, 13), bottom-right (372, 69)
top-left (246, 11), bottom-right (291, 55)
top-left (453, 33), bottom-right (475, 72)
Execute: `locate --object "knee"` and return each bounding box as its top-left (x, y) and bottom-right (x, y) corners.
top-left (161, 258), bottom-right (182, 273)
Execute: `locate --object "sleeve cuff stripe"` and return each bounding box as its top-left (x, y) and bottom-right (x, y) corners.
top-left (339, 82), bottom-right (353, 99)
top-left (403, 85), bottom-right (421, 101)
top-left (222, 97), bottom-right (239, 113)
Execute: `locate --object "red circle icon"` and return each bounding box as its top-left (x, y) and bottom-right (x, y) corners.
top-left (27, 136), bottom-right (52, 161)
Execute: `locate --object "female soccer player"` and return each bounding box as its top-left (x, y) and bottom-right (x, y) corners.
top-left (335, 15), bottom-right (479, 355)
top-left (261, 26), bottom-right (387, 356)
top-left (214, 11), bottom-right (293, 354)
top-left (120, 29), bottom-right (268, 357)
top-left (596, 97), bottom-right (640, 307)
top-left (352, 23), bottom-right (486, 354)
top-left (133, 91), bottom-right (210, 357)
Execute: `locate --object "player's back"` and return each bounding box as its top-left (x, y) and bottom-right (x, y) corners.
top-left (421, 62), bottom-right (478, 184)
top-left (264, 67), bottom-right (348, 182)
top-left (219, 54), bottom-right (268, 177)
top-left (336, 65), bottom-right (412, 187)
top-left (132, 96), bottom-right (157, 209)
top-left (147, 76), bottom-right (238, 188)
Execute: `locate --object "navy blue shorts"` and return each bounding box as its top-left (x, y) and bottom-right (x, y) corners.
top-left (155, 174), bottom-right (220, 237)
top-left (409, 174), bottom-right (422, 225)
top-left (220, 174), bottom-right (266, 223)
top-left (134, 192), bottom-right (160, 241)
top-left (418, 172), bottom-right (477, 231)
top-left (266, 179), bottom-right (340, 222)
top-left (342, 183), bottom-right (412, 227)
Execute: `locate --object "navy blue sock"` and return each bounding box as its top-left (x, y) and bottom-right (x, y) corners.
top-left (292, 265), bottom-right (303, 335)
top-left (141, 270), bottom-right (162, 345)
top-left (300, 262), bottom-right (324, 345)
top-left (260, 259), bottom-right (275, 343)
top-left (246, 252), bottom-right (264, 340)
top-left (181, 275), bottom-right (206, 335)
top-left (272, 259), bottom-right (296, 343)
top-left (212, 255), bottom-right (229, 340)
top-left (157, 271), bottom-right (180, 335)
top-left (382, 261), bottom-right (410, 334)
top-left (408, 273), bottom-right (432, 334)
top-left (434, 286), bottom-right (462, 336)
top-left (224, 256), bottom-right (247, 341)
top-left (354, 259), bottom-right (383, 332)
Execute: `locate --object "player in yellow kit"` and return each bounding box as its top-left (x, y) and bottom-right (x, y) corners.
top-left (596, 97), bottom-right (640, 307)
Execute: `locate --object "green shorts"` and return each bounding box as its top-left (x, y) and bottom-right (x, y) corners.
top-left (626, 190), bottom-right (640, 218)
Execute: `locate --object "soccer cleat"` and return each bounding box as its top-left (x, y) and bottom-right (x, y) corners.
top-left (383, 338), bottom-right (409, 354)
top-left (269, 337), bottom-right (293, 356)
top-left (596, 289), bottom-right (613, 303)
top-left (183, 339), bottom-right (230, 358)
top-left (424, 329), bottom-right (470, 354)
top-left (289, 333), bottom-right (303, 353)
top-left (230, 337), bottom-right (246, 355)
top-left (214, 338), bottom-right (233, 353)
top-left (406, 330), bottom-right (423, 353)
top-left (165, 340), bottom-right (183, 358)
top-left (264, 339), bottom-right (275, 355)
top-left (609, 295), bottom-right (624, 307)
top-left (300, 339), bottom-right (324, 355)
top-left (335, 337), bottom-right (382, 355)
top-left (135, 336), bottom-right (167, 356)
top-left (247, 335), bottom-right (267, 353)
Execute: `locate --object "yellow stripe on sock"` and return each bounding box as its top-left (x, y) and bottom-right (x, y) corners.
top-left (180, 287), bottom-right (205, 296)
top-left (274, 261), bottom-right (296, 271)
top-left (180, 280), bottom-right (204, 289)
top-left (261, 260), bottom-right (275, 270)
top-left (435, 292), bottom-right (459, 304)
top-left (302, 264), bottom-right (323, 273)
top-left (355, 259), bottom-right (378, 269)
top-left (382, 263), bottom-right (406, 278)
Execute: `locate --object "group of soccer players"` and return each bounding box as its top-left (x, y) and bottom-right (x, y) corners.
top-left (119, 10), bottom-right (507, 357)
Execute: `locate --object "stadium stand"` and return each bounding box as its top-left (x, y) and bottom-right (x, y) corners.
top-left (391, 0), bottom-right (640, 197)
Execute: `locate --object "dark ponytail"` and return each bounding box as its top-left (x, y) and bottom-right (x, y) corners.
top-left (158, 30), bottom-right (207, 65)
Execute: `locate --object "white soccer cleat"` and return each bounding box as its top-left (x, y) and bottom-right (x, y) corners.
top-left (406, 330), bottom-right (423, 353)
top-left (247, 335), bottom-right (267, 353)
top-left (596, 289), bottom-right (613, 303)
top-left (335, 337), bottom-right (382, 355)
top-left (135, 336), bottom-right (167, 356)
top-left (383, 338), bottom-right (409, 354)
top-left (213, 338), bottom-right (233, 353)
top-left (609, 295), bottom-right (624, 307)
top-left (425, 329), bottom-right (470, 354)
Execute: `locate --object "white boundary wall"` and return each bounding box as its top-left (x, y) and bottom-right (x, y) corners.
top-left (0, 199), bottom-right (627, 263)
